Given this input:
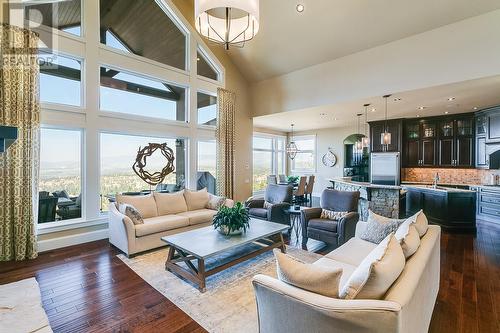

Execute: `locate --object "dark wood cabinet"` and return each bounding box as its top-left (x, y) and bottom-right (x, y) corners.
top-left (475, 106), bottom-right (500, 168)
top-left (403, 113), bottom-right (475, 168)
top-left (369, 119), bottom-right (402, 153)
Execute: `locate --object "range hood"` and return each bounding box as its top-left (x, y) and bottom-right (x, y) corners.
top-left (0, 126), bottom-right (18, 153)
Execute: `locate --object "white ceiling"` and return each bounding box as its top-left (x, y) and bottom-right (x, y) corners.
top-left (253, 75), bottom-right (500, 132)
top-left (228, 0), bottom-right (500, 82)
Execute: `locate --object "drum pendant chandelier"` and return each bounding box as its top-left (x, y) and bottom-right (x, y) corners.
top-left (195, 0), bottom-right (260, 50)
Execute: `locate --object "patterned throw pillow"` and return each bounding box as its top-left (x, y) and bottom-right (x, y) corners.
top-left (263, 201), bottom-right (273, 209)
top-left (206, 194), bottom-right (226, 210)
top-left (320, 209), bottom-right (348, 220)
top-left (359, 210), bottom-right (405, 244)
top-left (118, 203), bottom-right (144, 225)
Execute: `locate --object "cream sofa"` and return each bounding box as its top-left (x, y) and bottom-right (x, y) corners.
top-left (253, 221), bottom-right (441, 333)
top-left (108, 190), bottom-right (234, 256)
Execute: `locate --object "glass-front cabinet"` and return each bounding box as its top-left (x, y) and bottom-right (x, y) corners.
top-left (403, 113), bottom-right (475, 168)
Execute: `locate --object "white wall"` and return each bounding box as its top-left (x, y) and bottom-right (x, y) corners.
top-left (293, 125), bottom-right (356, 194)
top-left (251, 9), bottom-right (500, 117)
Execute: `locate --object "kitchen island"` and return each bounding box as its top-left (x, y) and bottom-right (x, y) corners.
top-left (402, 184), bottom-right (476, 231)
top-left (329, 178), bottom-right (403, 221)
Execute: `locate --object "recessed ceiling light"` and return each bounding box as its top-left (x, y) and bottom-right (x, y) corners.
top-left (444, 111), bottom-right (450, 114)
top-left (334, 118), bottom-right (338, 121)
top-left (448, 97), bottom-right (455, 101)
top-left (371, 108), bottom-right (376, 112)
top-left (393, 97), bottom-right (401, 102)
top-left (418, 106), bottom-right (426, 110)
top-left (473, 106), bottom-right (478, 110)
top-left (296, 4), bottom-right (305, 12)
top-left (196, 57), bottom-right (200, 61)
top-left (416, 115), bottom-right (420, 118)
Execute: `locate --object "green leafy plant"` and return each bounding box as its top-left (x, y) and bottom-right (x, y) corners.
top-left (287, 175), bottom-right (299, 183)
top-left (212, 202), bottom-right (250, 236)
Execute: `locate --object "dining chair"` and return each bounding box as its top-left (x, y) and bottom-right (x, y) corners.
top-left (278, 174), bottom-right (287, 183)
top-left (293, 176), bottom-right (307, 204)
top-left (305, 175), bottom-right (315, 206)
top-left (267, 175), bottom-right (277, 185)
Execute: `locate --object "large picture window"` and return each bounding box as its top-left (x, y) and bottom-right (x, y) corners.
top-left (252, 135), bottom-right (286, 192)
top-left (291, 135), bottom-right (316, 173)
top-left (197, 140), bottom-right (216, 194)
top-left (100, 66), bottom-right (186, 121)
top-left (99, 0), bottom-right (187, 70)
top-left (39, 128), bottom-right (83, 224)
top-left (40, 53), bottom-right (82, 106)
top-left (100, 133), bottom-right (186, 211)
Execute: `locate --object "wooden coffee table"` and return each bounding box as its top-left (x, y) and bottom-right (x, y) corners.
top-left (161, 219), bottom-right (288, 292)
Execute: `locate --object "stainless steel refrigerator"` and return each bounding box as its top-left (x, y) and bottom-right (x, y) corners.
top-left (370, 152), bottom-right (400, 185)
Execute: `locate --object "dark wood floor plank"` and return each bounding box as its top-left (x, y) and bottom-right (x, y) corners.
top-left (1, 220), bottom-right (499, 333)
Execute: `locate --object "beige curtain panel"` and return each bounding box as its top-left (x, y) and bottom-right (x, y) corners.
top-left (0, 24), bottom-right (40, 261)
top-left (216, 88), bottom-right (236, 199)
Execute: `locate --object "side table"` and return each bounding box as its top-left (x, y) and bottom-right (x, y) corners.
top-left (284, 206), bottom-right (306, 243)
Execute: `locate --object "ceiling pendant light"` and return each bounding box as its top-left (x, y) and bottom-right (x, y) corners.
top-left (286, 124), bottom-right (299, 160)
top-left (380, 94), bottom-right (392, 149)
top-left (362, 103), bottom-right (370, 148)
top-left (355, 113), bottom-right (363, 151)
top-left (195, 0), bottom-right (260, 50)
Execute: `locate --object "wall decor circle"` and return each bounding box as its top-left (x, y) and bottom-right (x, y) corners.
top-left (322, 148), bottom-right (337, 167)
top-left (132, 143), bottom-right (175, 186)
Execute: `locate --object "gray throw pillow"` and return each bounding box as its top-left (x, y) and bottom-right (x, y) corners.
top-left (119, 203), bottom-right (144, 225)
top-left (360, 210), bottom-right (405, 244)
top-left (263, 201), bottom-right (273, 209)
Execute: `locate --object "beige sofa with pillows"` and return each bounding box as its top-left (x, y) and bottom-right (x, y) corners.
top-left (108, 189), bottom-right (234, 256)
top-left (253, 210), bottom-right (441, 333)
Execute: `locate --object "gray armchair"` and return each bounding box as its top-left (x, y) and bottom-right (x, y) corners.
top-left (301, 189), bottom-right (360, 249)
top-left (246, 184), bottom-right (293, 225)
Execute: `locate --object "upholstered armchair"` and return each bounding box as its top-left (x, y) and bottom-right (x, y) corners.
top-left (245, 184), bottom-right (293, 225)
top-left (301, 189), bottom-right (360, 249)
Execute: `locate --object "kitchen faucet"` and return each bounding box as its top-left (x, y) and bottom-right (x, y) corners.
top-left (432, 172), bottom-right (440, 189)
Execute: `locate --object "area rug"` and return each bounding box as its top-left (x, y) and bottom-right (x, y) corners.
top-left (117, 246), bottom-right (321, 333)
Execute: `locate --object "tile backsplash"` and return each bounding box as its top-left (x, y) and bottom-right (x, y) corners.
top-left (402, 168), bottom-right (500, 185)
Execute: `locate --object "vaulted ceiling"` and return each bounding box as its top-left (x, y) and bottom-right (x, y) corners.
top-left (227, 0), bottom-right (500, 82)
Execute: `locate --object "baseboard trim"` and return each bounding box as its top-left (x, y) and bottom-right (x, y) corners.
top-left (37, 228), bottom-right (109, 253)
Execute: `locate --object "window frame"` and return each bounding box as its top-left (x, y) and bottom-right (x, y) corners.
top-left (98, 63), bottom-right (189, 124)
top-left (290, 135), bottom-right (317, 174)
top-left (196, 45), bottom-right (222, 83)
top-left (252, 133), bottom-right (286, 193)
top-left (37, 125), bottom-right (86, 230)
top-left (196, 90), bottom-right (218, 128)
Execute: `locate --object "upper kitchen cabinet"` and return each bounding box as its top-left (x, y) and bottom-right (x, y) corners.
top-left (402, 113), bottom-right (475, 168)
top-left (403, 119), bottom-right (437, 167)
top-left (476, 106), bottom-right (500, 168)
top-left (369, 119), bottom-right (403, 153)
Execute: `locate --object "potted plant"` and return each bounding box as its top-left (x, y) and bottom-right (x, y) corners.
top-left (212, 202), bottom-right (250, 236)
top-left (287, 175), bottom-right (299, 184)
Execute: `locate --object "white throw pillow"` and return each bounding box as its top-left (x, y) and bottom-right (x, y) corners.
top-left (206, 193), bottom-right (226, 210)
top-left (340, 233), bottom-right (405, 299)
top-left (184, 188), bottom-right (210, 211)
top-left (410, 210), bottom-right (429, 237)
top-left (274, 249), bottom-right (342, 298)
top-left (320, 209), bottom-right (348, 220)
top-left (395, 219), bottom-right (420, 258)
top-left (359, 210), bottom-right (405, 244)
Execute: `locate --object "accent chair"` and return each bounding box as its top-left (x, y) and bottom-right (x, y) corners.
top-left (301, 189), bottom-right (360, 249)
top-left (245, 184), bottom-right (293, 226)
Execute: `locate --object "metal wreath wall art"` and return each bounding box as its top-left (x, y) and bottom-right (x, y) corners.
top-left (132, 143), bottom-right (175, 186)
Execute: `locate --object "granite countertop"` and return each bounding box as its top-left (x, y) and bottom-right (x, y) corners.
top-left (329, 178), bottom-right (402, 190)
top-left (401, 184), bottom-right (476, 193)
top-left (401, 181), bottom-right (500, 191)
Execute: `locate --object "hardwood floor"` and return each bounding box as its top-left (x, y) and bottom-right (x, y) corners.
top-left (0, 219), bottom-right (499, 333)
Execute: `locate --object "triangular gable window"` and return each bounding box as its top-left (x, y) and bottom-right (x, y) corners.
top-left (197, 50), bottom-right (219, 81)
top-left (104, 30), bottom-right (131, 53)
